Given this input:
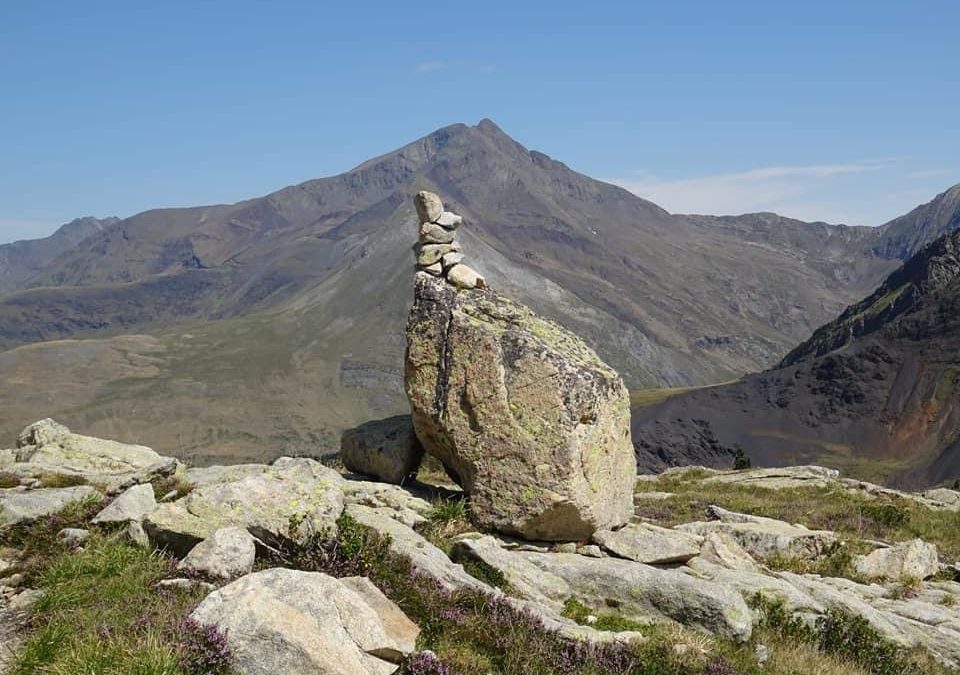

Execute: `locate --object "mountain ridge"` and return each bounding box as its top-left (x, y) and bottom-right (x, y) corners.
top-left (1, 120), bottom-right (959, 467)
top-left (633, 225), bottom-right (960, 488)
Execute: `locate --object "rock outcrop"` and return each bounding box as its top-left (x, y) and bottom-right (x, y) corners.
top-left (145, 457), bottom-right (344, 554)
top-left (2, 419), bottom-right (176, 490)
top-left (0, 486), bottom-right (101, 526)
top-left (404, 195), bottom-right (636, 540)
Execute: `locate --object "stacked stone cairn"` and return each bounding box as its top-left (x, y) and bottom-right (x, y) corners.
top-left (414, 191), bottom-right (485, 289)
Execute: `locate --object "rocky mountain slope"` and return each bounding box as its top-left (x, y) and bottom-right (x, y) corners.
top-left (2, 422), bottom-right (959, 673)
top-left (633, 226), bottom-right (960, 488)
top-left (0, 120), bottom-right (957, 464)
top-left (0, 216), bottom-right (117, 293)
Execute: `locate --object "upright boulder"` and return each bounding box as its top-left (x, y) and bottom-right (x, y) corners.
top-left (405, 269), bottom-right (636, 541)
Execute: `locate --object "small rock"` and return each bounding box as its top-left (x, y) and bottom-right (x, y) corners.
top-left (755, 644), bottom-right (769, 665)
top-left (156, 578), bottom-right (217, 593)
top-left (91, 483), bottom-right (157, 524)
top-left (577, 545), bottom-right (604, 558)
top-left (17, 418), bottom-right (70, 447)
top-left (417, 243), bottom-right (460, 267)
top-left (594, 522), bottom-right (702, 564)
top-left (57, 528), bottom-right (90, 546)
top-left (419, 222), bottom-right (456, 245)
top-left (8, 588), bottom-right (43, 611)
top-left (553, 543), bottom-right (577, 554)
top-left (415, 191), bottom-right (444, 224)
top-left (435, 211), bottom-right (463, 230)
top-left (1, 573), bottom-right (24, 588)
top-left (445, 263), bottom-right (486, 289)
top-left (178, 527), bottom-right (256, 580)
top-left (441, 251), bottom-right (464, 269)
top-left (125, 520), bottom-right (151, 549)
top-left (419, 261), bottom-right (443, 276)
top-left (159, 490), bottom-right (179, 503)
top-left (853, 539), bottom-right (939, 581)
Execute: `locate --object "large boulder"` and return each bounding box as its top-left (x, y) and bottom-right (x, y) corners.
top-left (144, 457), bottom-right (344, 555)
top-left (404, 272), bottom-right (636, 541)
top-left (190, 568), bottom-right (419, 675)
top-left (3, 419), bottom-right (177, 490)
top-left (340, 416), bottom-right (424, 485)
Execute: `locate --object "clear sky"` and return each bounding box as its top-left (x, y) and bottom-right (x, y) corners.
top-left (2, 1), bottom-right (958, 243)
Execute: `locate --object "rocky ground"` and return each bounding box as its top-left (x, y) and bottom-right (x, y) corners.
top-left (2, 420), bottom-right (960, 674)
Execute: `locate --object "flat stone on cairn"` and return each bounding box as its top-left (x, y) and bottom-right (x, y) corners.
top-left (413, 191), bottom-right (485, 290)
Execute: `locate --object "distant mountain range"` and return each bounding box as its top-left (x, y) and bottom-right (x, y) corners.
top-left (0, 120), bottom-right (957, 470)
top-left (633, 218), bottom-right (960, 488)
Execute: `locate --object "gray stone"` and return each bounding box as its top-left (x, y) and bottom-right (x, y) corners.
top-left (416, 243), bottom-right (459, 267)
top-left (435, 211), bottom-right (463, 230)
top-left (191, 568), bottom-right (418, 674)
top-left (0, 486), bottom-right (100, 526)
top-left (419, 222), bottom-right (456, 245)
top-left (145, 457), bottom-right (344, 555)
top-left (922, 488), bottom-right (960, 511)
top-left (125, 520), bottom-right (151, 549)
top-left (441, 251), bottom-right (464, 269)
top-left (91, 483), bottom-right (157, 524)
top-left (853, 539), bottom-right (939, 581)
top-left (594, 523), bottom-right (702, 564)
top-left (452, 535), bottom-right (752, 641)
top-left (178, 527), bottom-right (256, 580)
top-left (405, 272), bottom-right (635, 541)
top-left (414, 191), bottom-right (444, 224)
top-left (445, 263), bottom-right (485, 289)
top-left (4, 419), bottom-right (177, 490)
top-left (418, 261), bottom-right (443, 276)
top-left (341, 416), bottom-right (425, 485)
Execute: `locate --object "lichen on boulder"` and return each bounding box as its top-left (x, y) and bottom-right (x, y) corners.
top-left (404, 271), bottom-right (636, 541)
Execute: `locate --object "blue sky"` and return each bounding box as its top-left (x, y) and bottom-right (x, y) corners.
top-left (1, 1), bottom-right (958, 243)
